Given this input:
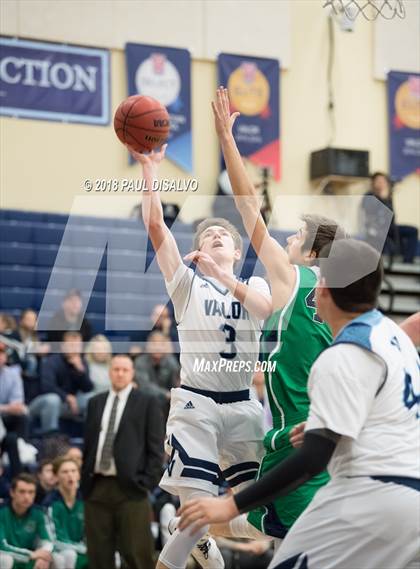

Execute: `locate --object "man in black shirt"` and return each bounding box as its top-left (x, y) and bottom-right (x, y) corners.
top-left (28, 332), bottom-right (93, 434)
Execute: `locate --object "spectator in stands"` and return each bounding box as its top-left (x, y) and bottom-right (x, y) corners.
top-left (0, 473), bottom-right (55, 569)
top-left (81, 354), bottom-right (164, 569)
top-left (134, 331), bottom-right (180, 416)
top-left (0, 314), bottom-right (24, 369)
top-left (0, 341), bottom-right (29, 442)
top-left (361, 172), bottom-right (418, 263)
top-left (44, 457), bottom-right (88, 569)
top-left (28, 332), bottom-right (93, 434)
top-left (46, 290), bottom-right (92, 344)
top-left (128, 344), bottom-right (143, 359)
top-left (85, 334), bottom-right (112, 394)
top-left (35, 460), bottom-right (57, 505)
top-left (64, 447), bottom-right (83, 470)
top-left (0, 416), bottom-right (23, 479)
top-left (150, 303), bottom-right (178, 344)
top-left (0, 313), bottom-right (17, 336)
top-left (7, 310), bottom-right (51, 402)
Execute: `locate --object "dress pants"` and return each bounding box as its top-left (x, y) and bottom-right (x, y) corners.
top-left (85, 475), bottom-right (155, 569)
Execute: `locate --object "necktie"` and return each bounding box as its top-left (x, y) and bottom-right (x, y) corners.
top-left (99, 394), bottom-right (119, 471)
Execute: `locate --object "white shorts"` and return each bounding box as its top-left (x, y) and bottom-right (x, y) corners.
top-left (160, 386), bottom-right (265, 496)
top-left (269, 476), bottom-right (420, 569)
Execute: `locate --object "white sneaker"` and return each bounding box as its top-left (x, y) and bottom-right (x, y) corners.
top-left (167, 517), bottom-right (225, 569)
top-left (192, 535), bottom-right (225, 569)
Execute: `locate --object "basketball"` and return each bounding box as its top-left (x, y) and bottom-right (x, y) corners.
top-left (114, 95), bottom-right (170, 153)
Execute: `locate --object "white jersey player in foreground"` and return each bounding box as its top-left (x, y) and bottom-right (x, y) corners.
top-left (128, 144), bottom-right (272, 569)
top-left (179, 238), bottom-right (420, 569)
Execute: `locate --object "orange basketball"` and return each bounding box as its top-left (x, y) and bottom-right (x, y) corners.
top-left (114, 95), bottom-right (170, 153)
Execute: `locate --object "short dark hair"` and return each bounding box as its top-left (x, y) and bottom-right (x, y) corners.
top-left (319, 239), bottom-right (383, 313)
top-left (37, 458), bottom-right (53, 473)
top-left (301, 214), bottom-right (347, 260)
top-left (111, 353), bottom-right (133, 365)
top-left (11, 473), bottom-right (37, 490)
top-left (371, 171), bottom-right (390, 185)
top-left (62, 331), bottom-right (82, 342)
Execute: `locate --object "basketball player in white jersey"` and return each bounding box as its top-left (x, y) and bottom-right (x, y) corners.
top-left (179, 239), bottom-right (420, 569)
top-left (127, 144), bottom-right (272, 569)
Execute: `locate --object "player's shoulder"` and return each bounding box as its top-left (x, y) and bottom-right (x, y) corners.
top-left (312, 342), bottom-right (387, 399)
top-left (242, 275), bottom-right (270, 289)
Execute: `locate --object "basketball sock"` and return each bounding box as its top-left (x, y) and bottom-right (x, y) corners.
top-left (158, 488), bottom-right (224, 569)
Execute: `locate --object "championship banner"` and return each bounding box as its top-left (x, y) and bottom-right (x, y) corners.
top-left (0, 37), bottom-right (110, 125)
top-left (125, 43), bottom-right (192, 172)
top-left (388, 71), bottom-right (420, 180)
top-left (218, 53), bottom-right (280, 180)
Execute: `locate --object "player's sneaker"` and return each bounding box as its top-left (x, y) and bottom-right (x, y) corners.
top-left (168, 517), bottom-right (225, 569)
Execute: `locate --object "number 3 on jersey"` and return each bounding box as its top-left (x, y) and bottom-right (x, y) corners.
top-left (219, 323), bottom-right (237, 360)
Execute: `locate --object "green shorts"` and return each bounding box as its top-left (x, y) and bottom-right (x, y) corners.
top-left (247, 426), bottom-right (330, 538)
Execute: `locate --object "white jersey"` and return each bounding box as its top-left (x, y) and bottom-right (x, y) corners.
top-left (165, 263), bottom-right (270, 392)
top-left (306, 309), bottom-right (420, 479)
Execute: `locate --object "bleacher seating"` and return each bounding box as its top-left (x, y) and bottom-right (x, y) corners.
top-left (0, 209), bottom-right (285, 342)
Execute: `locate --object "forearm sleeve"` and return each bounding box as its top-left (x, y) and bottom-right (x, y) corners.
top-left (234, 431), bottom-right (337, 514)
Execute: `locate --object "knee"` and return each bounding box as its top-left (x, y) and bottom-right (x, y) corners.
top-left (42, 393), bottom-right (61, 410)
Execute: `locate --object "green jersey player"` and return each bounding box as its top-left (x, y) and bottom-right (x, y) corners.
top-left (43, 458), bottom-right (88, 569)
top-left (0, 474), bottom-right (54, 569)
top-left (212, 87), bottom-right (346, 538)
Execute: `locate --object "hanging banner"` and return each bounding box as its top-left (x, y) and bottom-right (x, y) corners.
top-left (218, 53), bottom-right (280, 180)
top-left (0, 36), bottom-right (110, 125)
top-left (388, 71), bottom-right (420, 180)
top-left (125, 43), bottom-right (192, 172)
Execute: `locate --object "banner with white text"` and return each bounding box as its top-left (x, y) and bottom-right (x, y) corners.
top-left (0, 37), bottom-right (110, 125)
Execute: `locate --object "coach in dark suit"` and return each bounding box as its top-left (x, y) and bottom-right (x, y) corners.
top-left (81, 353), bottom-right (164, 569)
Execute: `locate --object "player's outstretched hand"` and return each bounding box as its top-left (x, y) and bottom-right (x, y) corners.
top-left (184, 250), bottom-right (223, 279)
top-left (178, 495), bottom-right (239, 535)
top-left (289, 422), bottom-right (306, 448)
top-left (212, 86), bottom-right (240, 141)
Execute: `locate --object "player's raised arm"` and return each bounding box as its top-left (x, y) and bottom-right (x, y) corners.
top-left (128, 145), bottom-right (183, 282)
top-left (212, 88), bottom-right (294, 286)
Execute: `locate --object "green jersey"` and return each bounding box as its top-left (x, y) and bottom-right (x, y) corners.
top-left (263, 264), bottom-right (332, 430)
top-left (44, 490), bottom-right (88, 569)
top-left (44, 490), bottom-right (86, 555)
top-left (248, 265), bottom-right (332, 537)
top-left (0, 503), bottom-right (52, 565)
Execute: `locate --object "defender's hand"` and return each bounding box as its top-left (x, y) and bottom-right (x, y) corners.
top-left (290, 422), bottom-right (306, 448)
top-left (211, 87), bottom-right (240, 141)
top-left (178, 495), bottom-right (239, 535)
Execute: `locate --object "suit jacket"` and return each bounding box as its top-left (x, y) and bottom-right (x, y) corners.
top-left (81, 386), bottom-right (164, 500)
